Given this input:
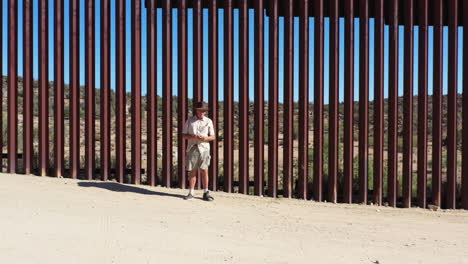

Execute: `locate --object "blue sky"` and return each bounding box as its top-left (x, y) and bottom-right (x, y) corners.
top-left (1, 1), bottom-right (465, 104)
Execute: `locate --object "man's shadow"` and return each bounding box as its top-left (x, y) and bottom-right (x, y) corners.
top-left (77, 182), bottom-right (188, 199)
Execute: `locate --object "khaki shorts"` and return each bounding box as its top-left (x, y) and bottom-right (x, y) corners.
top-left (186, 147), bottom-right (211, 171)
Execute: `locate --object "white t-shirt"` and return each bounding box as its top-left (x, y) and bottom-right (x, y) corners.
top-left (182, 115), bottom-right (215, 153)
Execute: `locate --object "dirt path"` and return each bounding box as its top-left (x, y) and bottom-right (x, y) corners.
top-left (1, 173), bottom-right (467, 264)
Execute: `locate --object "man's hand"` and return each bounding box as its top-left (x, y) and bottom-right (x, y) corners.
top-left (195, 135), bottom-right (206, 141)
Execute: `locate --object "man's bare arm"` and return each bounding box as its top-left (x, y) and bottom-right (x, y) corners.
top-left (181, 134), bottom-right (197, 140)
top-left (199, 135), bottom-right (216, 142)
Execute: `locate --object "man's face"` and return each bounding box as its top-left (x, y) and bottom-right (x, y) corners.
top-left (196, 110), bottom-right (206, 120)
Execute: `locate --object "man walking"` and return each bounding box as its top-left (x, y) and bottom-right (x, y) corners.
top-left (182, 101), bottom-right (215, 201)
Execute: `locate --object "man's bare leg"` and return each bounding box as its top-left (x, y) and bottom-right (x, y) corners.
top-left (184, 170), bottom-right (198, 200)
top-left (189, 170), bottom-right (197, 190)
top-left (200, 170), bottom-right (209, 190)
top-left (200, 169), bottom-right (214, 201)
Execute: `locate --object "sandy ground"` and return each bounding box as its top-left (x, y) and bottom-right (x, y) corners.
top-left (1, 173), bottom-right (468, 264)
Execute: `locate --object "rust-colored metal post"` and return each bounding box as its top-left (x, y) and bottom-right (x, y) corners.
top-left (358, 0), bottom-right (369, 204)
top-left (388, 0), bottom-right (399, 207)
top-left (446, 0), bottom-right (458, 209)
top-left (224, 0), bottom-right (234, 193)
top-left (193, 0), bottom-right (203, 190)
top-left (162, 0), bottom-right (173, 187)
top-left (85, 0), bottom-right (96, 180)
top-left (24, 0), bottom-right (33, 175)
top-left (147, 0), bottom-right (157, 186)
top-left (298, 0), bottom-right (309, 200)
top-left (417, 0), bottom-right (428, 209)
top-left (177, 0), bottom-right (187, 189)
top-left (39, 0), bottom-right (48, 176)
top-left (238, 0), bottom-right (248, 194)
top-left (8, 0), bottom-right (18, 173)
top-left (373, 0), bottom-right (384, 206)
top-left (70, 0), bottom-right (80, 179)
top-left (432, 0), bottom-right (443, 207)
top-left (116, 0), bottom-right (126, 183)
top-left (403, 0), bottom-right (414, 208)
top-left (313, 0), bottom-right (324, 202)
top-left (101, 0), bottom-right (111, 181)
top-left (343, 0), bottom-right (354, 203)
top-left (328, 0), bottom-right (339, 203)
top-left (193, 0), bottom-right (203, 103)
top-left (131, 0), bottom-right (142, 185)
top-left (209, 0), bottom-right (219, 191)
top-left (254, 0), bottom-right (265, 196)
top-left (463, 0), bottom-right (468, 210)
top-left (54, 0), bottom-right (64, 178)
top-left (268, 0), bottom-right (279, 198)
top-left (283, 0), bottom-right (294, 199)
